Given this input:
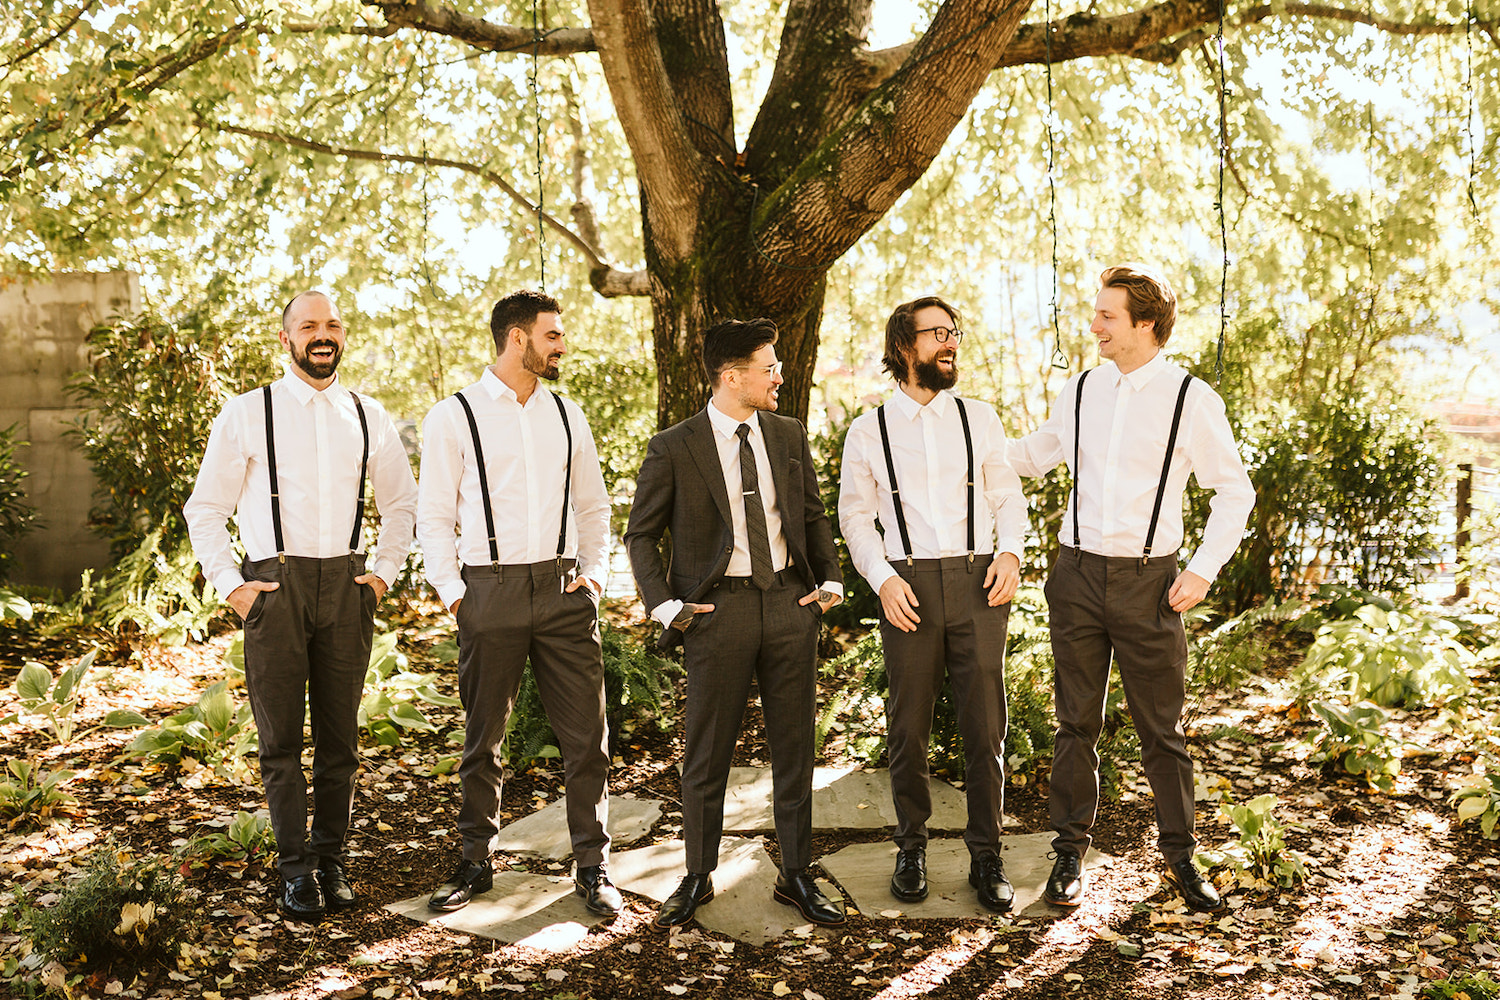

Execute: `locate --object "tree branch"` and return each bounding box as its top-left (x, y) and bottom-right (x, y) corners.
top-left (854, 0), bottom-right (1493, 85)
top-left (585, 0), bottom-right (706, 260)
top-left (1, 0), bottom-right (95, 71)
top-left (2, 21), bottom-right (252, 181)
top-left (206, 119), bottom-right (648, 297)
top-left (362, 0), bottom-right (596, 54)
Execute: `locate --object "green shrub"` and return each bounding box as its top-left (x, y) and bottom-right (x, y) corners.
top-left (499, 620), bottom-right (682, 766)
top-left (1189, 598), bottom-right (1316, 694)
top-left (0, 588), bottom-right (33, 623)
top-left (0, 759), bottom-right (76, 830)
top-left (1191, 392), bottom-right (1444, 611)
top-left (27, 843), bottom-right (196, 975)
top-left (67, 529), bottom-right (219, 645)
top-left (68, 308), bottom-right (277, 559)
top-left (0, 424), bottom-right (39, 580)
top-left (359, 630), bottom-right (462, 748)
top-left (1452, 760), bottom-right (1500, 840)
top-left (8, 650), bottom-right (147, 745)
top-left (184, 810), bottom-right (276, 863)
top-left (1306, 700), bottom-right (1403, 791)
top-left (1421, 972), bottom-right (1500, 1000)
top-left (1200, 793), bottom-right (1309, 887)
top-left (120, 680), bottom-right (258, 778)
top-left (1295, 603), bottom-right (1473, 708)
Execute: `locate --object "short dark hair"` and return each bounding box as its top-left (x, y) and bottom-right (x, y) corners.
top-left (702, 318), bottom-right (778, 387)
top-left (281, 290), bottom-right (335, 330)
top-left (1100, 263), bottom-right (1176, 346)
top-left (490, 289), bottom-right (562, 353)
top-left (882, 296), bottom-right (959, 383)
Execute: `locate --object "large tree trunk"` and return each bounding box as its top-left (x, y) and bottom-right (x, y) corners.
top-left (643, 178), bottom-right (828, 429)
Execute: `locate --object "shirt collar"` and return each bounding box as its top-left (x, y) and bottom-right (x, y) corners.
top-left (1104, 351), bottom-right (1171, 392)
top-left (278, 366), bottom-right (344, 407)
top-left (707, 400), bottom-right (760, 440)
top-left (479, 365), bottom-right (548, 407)
top-left (889, 386), bottom-right (953, 421)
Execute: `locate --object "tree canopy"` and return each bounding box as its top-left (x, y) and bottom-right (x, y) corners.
top-left (2, 0), bottom-right (1496, 427)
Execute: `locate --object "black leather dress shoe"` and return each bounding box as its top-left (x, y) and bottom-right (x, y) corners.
top-left (773, 869), bottom-right (846, 926)
top-left (319, 860), bottom-right (357, 911)
top-left (890, 847), bottom-right (928, 902)
top-left (1165, 858), bottom-right (1226, 914)
top-left (654, 872), bottom-right (714, 929)
top-left (575, 864), bottom-right (623, 917)
top-left (1043, 850), bottom-right (1085, 907)
top-left (969, 852), bottom-right (1014, 913)
top-left (281, 873), bottom-right (326, 920)
top-left (428, 857), bottom-right (494, 912)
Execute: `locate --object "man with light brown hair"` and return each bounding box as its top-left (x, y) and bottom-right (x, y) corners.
top-left (1009, 263), bottom-right (1255, 913)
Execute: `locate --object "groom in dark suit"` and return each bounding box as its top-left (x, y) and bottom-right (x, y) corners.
top-left (625, 318), bottom-right (845, 929)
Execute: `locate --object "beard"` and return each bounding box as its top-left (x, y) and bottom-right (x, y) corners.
top-left (292, 339), bottom-right (342, 380)
top-left (913, 354), bottom-right (958, 392)
top-left (524, 338), bottom-right (561, 381)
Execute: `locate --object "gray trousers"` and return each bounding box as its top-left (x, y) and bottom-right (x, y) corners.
top-left (680, 573), bottom-right (821, 874)
top-left (880, 557), bottom-right (1012, 857)
top-left (241, 553), bottom-right (376, 879)
top-left (1044, 548), bottom-right (1195, 863)
top-left (454, 560), bottom-right (610, 867)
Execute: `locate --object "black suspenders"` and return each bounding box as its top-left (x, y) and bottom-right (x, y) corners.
top-left (262, 384), bottom-right (370, 563)
top-left (876, 395), bottom-right (976, 570)
top-left (453, 388), bottom-right (574, 573)
top-left (1069, 369), bottom-right (1193, 564)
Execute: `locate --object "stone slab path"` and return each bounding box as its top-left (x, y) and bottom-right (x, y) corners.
top-left (387, 767), bottom-right (1079, 947)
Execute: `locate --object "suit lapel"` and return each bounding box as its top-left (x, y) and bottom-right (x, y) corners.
top-left (765, 415), bottom-right (795, 520)
top-left (684, 411), bottom-right (733, 526)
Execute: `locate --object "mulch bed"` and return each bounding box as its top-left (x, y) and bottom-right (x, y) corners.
top-left (2, 603), bottom-right (1498, 999)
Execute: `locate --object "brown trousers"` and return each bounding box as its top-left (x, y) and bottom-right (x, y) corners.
top-left (680, 573), bottom-right (821, 874)
top-left (453, 560), bottom-right (610, 867)
top-left (880, 557), bottom-right (1012, 857)
top-left (1044, 548), bottom-right (1195, 863)
top-left (241, 553), bottom-right (376, 878)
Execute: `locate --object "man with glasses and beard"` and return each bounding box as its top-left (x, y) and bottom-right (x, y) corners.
top-left (625, 318), bottom-right (845, 929)
top-left (186, 290), bottom-right (419, 920)
top-left (417, 290), bottom-right (620, 918)
top-left (838, 296), bottom-right (1028, 912)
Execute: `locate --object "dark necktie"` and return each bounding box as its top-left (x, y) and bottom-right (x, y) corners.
top-left (736, 423), bottom-right (775, 590)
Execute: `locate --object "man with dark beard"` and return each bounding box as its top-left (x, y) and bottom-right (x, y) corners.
top-left (416, 290), bottom-right (620, 918)
top-left (838, 296), bottom-right (1028, 912)
top-left (186, 290), bottom-right (418, 920)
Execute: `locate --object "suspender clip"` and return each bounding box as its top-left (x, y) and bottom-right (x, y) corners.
top-left (491, 559), bottom-right (501, 576)
top-left (966, 552), bottom-right (975, 572)
top-left (277, 552), bottom-right (285, 564)
top-left (904, 555), bottom-right (913, 568)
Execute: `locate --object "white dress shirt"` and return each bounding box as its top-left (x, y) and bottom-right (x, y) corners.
top-left (839, 388), bottom-right (1028, 595)
top-left (184, 369), bottom-right (419, 601)
top-left (416, 368), bottom-right (611, 610)
top-left (1008, 353), bottom-right (1255, 582)
top-left (648, 401), bottom-right (843, 628)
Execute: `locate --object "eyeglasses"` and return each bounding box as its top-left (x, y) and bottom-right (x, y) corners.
top-left (731, 361), bottom-right (784, 377)
top-left (915, 326), bottom-right (964, 344)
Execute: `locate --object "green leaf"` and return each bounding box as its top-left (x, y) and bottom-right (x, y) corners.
top-left (1456, 796), bottom-right (1489, 822)
top-left (53, 649), bottom-right (97, 705)
top-left (197, 681), bottom-right (233, 734)
top-left (101, 709), bottom-right (151, 728)
top-left (15, 661), bottom-right (51, 703)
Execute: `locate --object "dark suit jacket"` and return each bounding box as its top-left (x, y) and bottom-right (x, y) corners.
top-left (624, 408), bottom-right (842, 649)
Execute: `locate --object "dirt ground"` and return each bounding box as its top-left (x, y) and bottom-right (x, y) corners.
top-left (2, 602), bottom-right (1498, 1000)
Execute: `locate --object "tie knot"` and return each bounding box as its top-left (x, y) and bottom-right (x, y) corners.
top-left (736, 423), bottom-right (751, 442)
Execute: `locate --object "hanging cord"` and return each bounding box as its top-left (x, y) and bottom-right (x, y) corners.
top-left (1044, 0), bottom-right (1066, 369)
top-left (418, 39), bottom-right (440, 298)
top-left (531, 0), bottom-right (547, 291)
top-left (1213, 0), bottom-right (1228, 383)
top-left (1466, 0), bottom-right (1479, 216)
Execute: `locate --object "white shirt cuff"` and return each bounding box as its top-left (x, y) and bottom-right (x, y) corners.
top-left (651, 599), bottom-right (684, 629)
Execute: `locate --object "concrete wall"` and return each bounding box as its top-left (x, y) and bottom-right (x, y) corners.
top-left (0, 272), bottom-right (140, 592)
